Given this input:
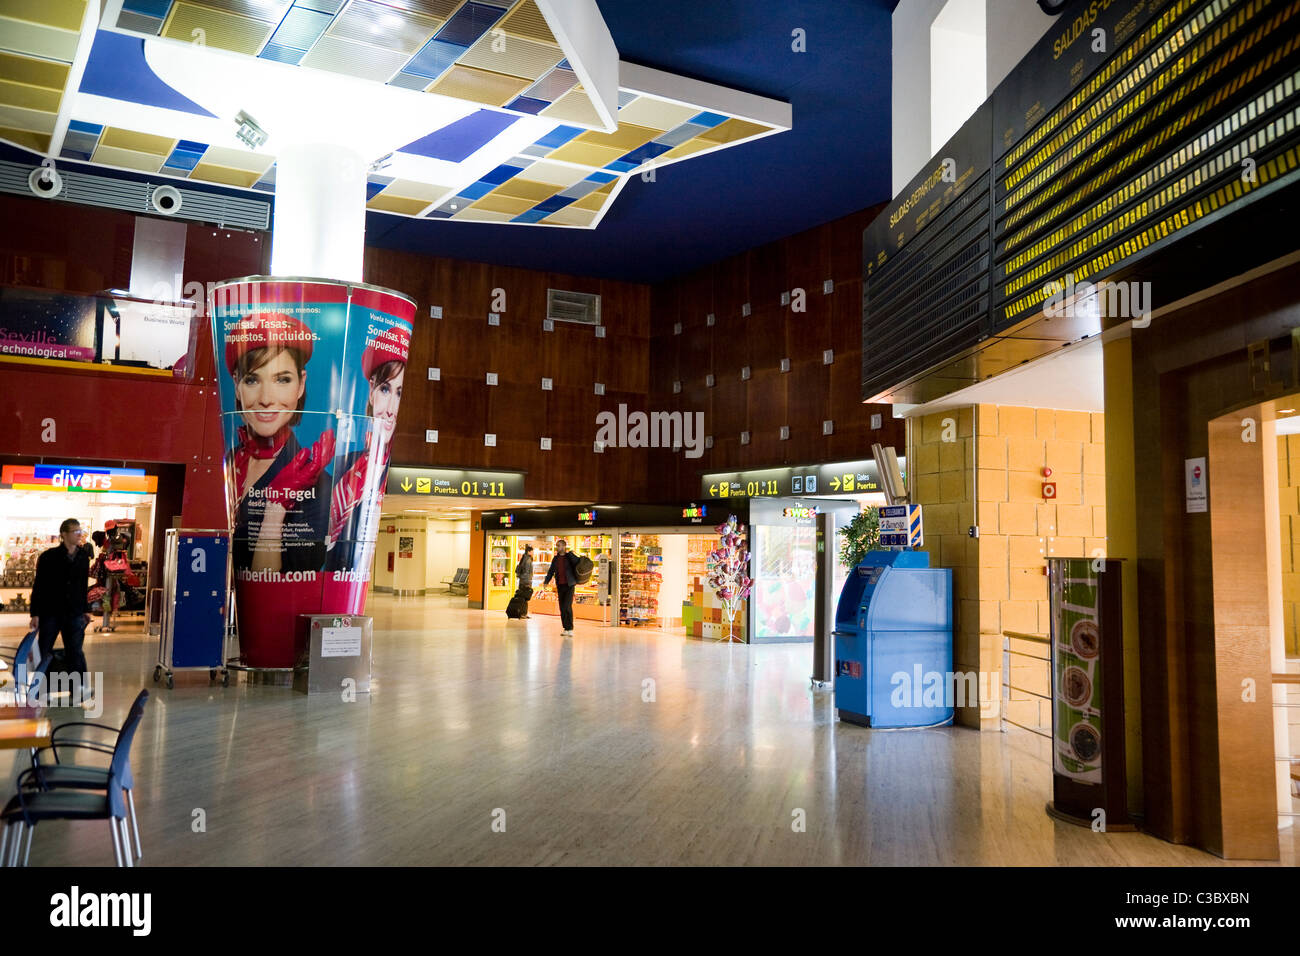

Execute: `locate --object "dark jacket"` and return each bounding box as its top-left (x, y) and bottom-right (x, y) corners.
top-left (234, 430), bottom-right (331, 573)
top-left (30, 544), bottom-right (90, 618)
top-left (515, 553), bottom-right (533, 584)
top-left (542, 551), bottom-right (580, 587)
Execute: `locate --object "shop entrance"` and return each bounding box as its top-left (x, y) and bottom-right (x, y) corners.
top-left (0, 461), bottom-right (160, 626)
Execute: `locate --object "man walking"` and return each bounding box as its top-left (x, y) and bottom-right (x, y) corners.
top-left (29, 518), bottom-right (92, 684)
top-left (541, 538), bottom-right (580, 637)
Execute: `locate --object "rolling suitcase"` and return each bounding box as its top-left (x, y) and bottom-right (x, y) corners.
top-left (506, 585), bottom-right (533, 619)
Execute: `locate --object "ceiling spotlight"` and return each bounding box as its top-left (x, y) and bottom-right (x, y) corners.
top-left (234, 110), bottom-right (268, 150)
top-left (370, 152), bottom-right (394, 172)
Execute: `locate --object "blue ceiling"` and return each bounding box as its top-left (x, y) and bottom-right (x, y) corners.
top-left (368, 0), bottom-right (896, 283)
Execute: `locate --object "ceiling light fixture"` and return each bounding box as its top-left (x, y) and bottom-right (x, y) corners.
top-left (234, 110), bottom-right (268, 150)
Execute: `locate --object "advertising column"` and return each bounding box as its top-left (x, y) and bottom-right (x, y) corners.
top-left (210, 278), bottom-right (414, 668)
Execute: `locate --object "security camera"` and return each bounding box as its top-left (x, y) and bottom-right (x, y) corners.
top-left (151, 184), bottom-right (183, 215)
top-left (27, 166), bottom-right (63, 198)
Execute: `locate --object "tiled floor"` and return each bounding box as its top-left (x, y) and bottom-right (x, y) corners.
top-left (0, 594), bottom-right (1294, 866)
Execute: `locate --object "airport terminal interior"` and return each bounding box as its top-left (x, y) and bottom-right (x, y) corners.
top-left (0, 0), bottom-right (1299, 877)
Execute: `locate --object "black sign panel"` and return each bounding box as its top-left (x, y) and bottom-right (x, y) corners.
top-left (387, 466), bottom-right (525, 499)
top-left (701, 459), bottom-right (887, 500)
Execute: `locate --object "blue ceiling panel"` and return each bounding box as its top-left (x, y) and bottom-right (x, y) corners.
top-left (399, 109), bottom-right (519, 162)
top-left (434, 1), bottom-right (508, 47)
top-left (79, 30), bottom-right (217, 117)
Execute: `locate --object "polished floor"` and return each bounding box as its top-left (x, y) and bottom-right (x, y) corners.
top-left (1, 594), bottom-right (1294, 866)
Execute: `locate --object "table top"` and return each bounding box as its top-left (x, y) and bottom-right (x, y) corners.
top-left (0, 716), bottom-right (51, 750)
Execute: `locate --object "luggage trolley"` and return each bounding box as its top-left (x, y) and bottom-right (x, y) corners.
top-left (155, 529), bottom-right (231, 689)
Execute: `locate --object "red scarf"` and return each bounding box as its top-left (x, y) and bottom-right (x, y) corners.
top-left (234, 425), bottom-right (288, 496)
top-left (327, 434), bottom-right (389, 550)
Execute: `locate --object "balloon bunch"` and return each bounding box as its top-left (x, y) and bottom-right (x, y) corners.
top-left (706, 514), bottom-right (752, 642)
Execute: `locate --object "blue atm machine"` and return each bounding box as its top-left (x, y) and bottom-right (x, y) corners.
top-left (833, 550), bottom-right (953, 728)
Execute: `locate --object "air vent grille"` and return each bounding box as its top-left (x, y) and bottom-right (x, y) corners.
top-left (546, 288), bottom-right (600, 326)
top-left (0, 161), bottom-right (271, 230)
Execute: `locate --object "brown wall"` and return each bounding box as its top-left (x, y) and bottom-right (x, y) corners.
top-left (644, 205), bottom-right (903, 498)
top-left (1131, 259), bottom-right (1300, 857)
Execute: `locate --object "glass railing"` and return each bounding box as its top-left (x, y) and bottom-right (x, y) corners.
top-left (0, 285), bottom-right (198, 379)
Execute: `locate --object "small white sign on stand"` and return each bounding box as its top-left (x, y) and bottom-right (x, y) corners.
top-left (1185, 457), bottom-right (1208, 513)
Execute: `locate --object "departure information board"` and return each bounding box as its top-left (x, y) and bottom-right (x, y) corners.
top-left (862, 0), bottom-right (1300, 403)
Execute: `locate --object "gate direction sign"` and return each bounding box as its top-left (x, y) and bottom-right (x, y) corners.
top-left (702, 458), bottom-right (898, 500)
top-left (387, 466), bottom-right (525, 500)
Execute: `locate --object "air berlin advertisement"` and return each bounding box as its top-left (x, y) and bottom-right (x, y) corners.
top-left (210, 277), bottom-right (414, 668)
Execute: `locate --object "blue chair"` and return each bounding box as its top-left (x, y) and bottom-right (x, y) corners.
top-left (2, 630), bottom-right (41, 705)
top-left (1, 689), bottom-right (149, 867)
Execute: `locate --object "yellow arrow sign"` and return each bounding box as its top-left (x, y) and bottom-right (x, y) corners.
top-left (401, 477), bottom-right (412, 492)
top-left (829, 476), bottom-right (840, 490)
top-left (709, 484), bottom-right (717, 496)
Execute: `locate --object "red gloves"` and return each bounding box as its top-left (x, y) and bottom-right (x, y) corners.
top-left (263, 430), bottom-right (335, 509)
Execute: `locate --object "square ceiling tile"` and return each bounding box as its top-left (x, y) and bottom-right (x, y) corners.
top-left (382, 178), bottom-right (452, 201)
top-left (0, 103), bottom-right (55, 134)
top-left (453, 206), bottom-right (514, 222)
top-left (0, 79), bottom-right (61, 112)
top-left (0, 126), bottom-right (48, 151)
top-left (326, 0), bottom-right (442, 55)
top-left (161, 3), bottom-right (274, 55)
top-left (0, 18), bottom-right (82, 62)
top-left (700, 117), bottom-right (770, 145)
top-left (368, 193), bottom-right (433, 214)
top-left (471, 192), bottom-right (533, 214)
top-left (543, 205), bottom-right (596, 227)
top-left (572, 182), bottom-right (614, 211)
top-left (300, 34), bottom-right (410, 82)
top-left (433, 1), bottom-right (506, 47)
top-left (115, 10), bottom-right (164, 34)
top-left (190, 162), bottom-right (261, 187)
top-left (658, 138), bottom-right (716, 162)
top-left (655, 121), bottom-right (710, 147)
top-left (201, 144), bottom-right (273, 172)
top-left (546, 141), bottom-right (624, 167)
top-left (574, 122), bottom-right (656, 152)
top-left (524, 65), bottom-right (575, 101)
top-left (0, 51), bottom-right (69, 90)
top-left (457, 32), bottom-right (561, 81)
top-left (615, 96), bottom-right (699, 134)
top-left (428, 64), bottom-right (529, 106)
top-left (490, 177), bottom-right (557, 201)
top-left (518, 160), bottom-right (587, 188)
top-left (540, 85), bottom-right (601, 127)
top-left (268, 6), bottom-right (333, 49)
top-left (101, 126), bottom-right (175, 154)
top-left (380, 0), bottom-right (461, 17)
top-left (92, 143), bottom-right (165, 172)
top-left (181, 0), bottom-right (292, 17)
top-left (498, 0), bottom-right (554, 42)
top-left (4, 0), bottom-right (88, 32)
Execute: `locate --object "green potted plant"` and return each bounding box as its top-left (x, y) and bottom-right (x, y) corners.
top-left (839, 507), bottom-right (881, 570)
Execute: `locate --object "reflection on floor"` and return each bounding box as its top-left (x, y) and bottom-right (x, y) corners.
top-left (0, 593), bottom-right (1293, 866)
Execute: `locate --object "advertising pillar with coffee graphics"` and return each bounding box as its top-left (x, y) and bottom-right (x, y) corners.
top-left (210, 278), bottom-right (414, 668)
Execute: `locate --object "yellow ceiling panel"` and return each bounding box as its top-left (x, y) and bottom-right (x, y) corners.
top-left (0, 126), bottom-right (48, 151)
top-left (92, 144), bottom-right (165, 173)
top-left (458, 33), bottom-right (561, 81)
top-left (0, 0), bottom-right (86, 32)
top-left (184, 0), bottom-right (292, 16)
top-left (0, 17), bottom-right (82, 62)
top-left (0, 102), bottom-right (54, 133)
top-left (700, 117), bottom-right (771, 145)
top-left (376, 0), bottom-right (460, 18)
top-left (161, 3), bottom-right (273, 56)
top-left (546, 141), bottom-right (624, 167)
top-left (190, 162), bottom-right (262, 187)
top-left (615, 96), bottom-right (698, 133)
top-left (517, 161), bottom-right (588, 188)
top-left (452, 206), bottom-right (514, 222)
top-left (428, 65), bottom-right (530, 107)
top-left (200, 144), bottom-right (274, 173)
top-left (471, 192), bottom-right (533, 215)
top-left (574, 122), bottom-right (656, 151)
top-left (101, 127), bottom-right (176, 155)
top-left (499, 0), bottom-right (555, 43)
top-left (572, 184), bottom-right (614, 211)
top-left (540, 85), bottom-right (602, 127)
top-left (658, 138), bottom-right (717, 162)
top-left (383, 179), bottom-right (452, 201)
top-left (367, 193), bottom-right (432, 215)
top-left (0, 51), bottom-right (69, 90)
top-left (542, 205), bottom-right (597, 227)
top-left (0, 79), bottom-right (61, 112)
top-left (490, 177), bottom-right (557, 202)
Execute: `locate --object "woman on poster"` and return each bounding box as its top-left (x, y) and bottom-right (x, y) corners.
top-left (226, 313), bottom-right (334, 573)
top-left (325, 324), bottom-right (410, 573)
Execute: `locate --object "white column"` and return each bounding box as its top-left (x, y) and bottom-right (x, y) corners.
top-left (270, 141), bottom-right (367, 282)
